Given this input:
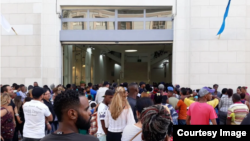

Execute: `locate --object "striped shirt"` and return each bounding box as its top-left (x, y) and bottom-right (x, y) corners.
top-left (219, 95), bottom-right (233, 113)
top-left (162, 103), bottom-right (178, 125)
top-left (227, 103), bottom-right (249, 125)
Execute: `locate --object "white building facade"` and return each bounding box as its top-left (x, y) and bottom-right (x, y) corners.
top-left (0, 0), bottom-right (250, 91)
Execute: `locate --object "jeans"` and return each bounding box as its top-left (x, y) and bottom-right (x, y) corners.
top-left (219, 111), bottom-right (227, 125)
top-left (178, 120), bottom-right (186, 125)
top-left (106, 131), bottom-right (122, 141)
top-left (22, 137), bottom-right (41, 141)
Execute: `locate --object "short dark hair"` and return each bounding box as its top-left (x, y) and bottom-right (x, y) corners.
top-left (1, 86), bottom-right (4, 93)
top-left (66, 84), bottom-right (71, 89)
top-left (136, 97), bottom-right (153, 113)
top-left (232, 94), bottom-right (241, 102)
top-left (240, 93), bottom-right (245, 99)
top-left (154, 94), bottom-right (163, 104)
top-left (88, 95), bottom-right (92, 100)
top-left (12, 83), bottom-right (17, 87)
top-left (227, 89), bottom-right (233, 98)
top-left (20, 84), bottom-right (25, 88)
top-left (88, 83), bottom-right (92, 87)
top-left (25, 97), bottom-right (32, 102)
top-left (162, 95), bottom-right (168, 104)
top-left (213, 84), bottom-right (218, 87)
top-left (180, 88), bottom-right (187, 95)
top-left (222, 88), bottom-right (228, 94)
top-left (15, 85), bottom-right (20, 90)
top-left (91, 103), bottom-right (96, 109)
top-left (54, 90), bottom-right (82, 122)
top-left (2, 85), bottom-right (9, 93)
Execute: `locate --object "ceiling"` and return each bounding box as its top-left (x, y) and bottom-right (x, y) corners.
top-left (93, 44), bottom-right (172, 54)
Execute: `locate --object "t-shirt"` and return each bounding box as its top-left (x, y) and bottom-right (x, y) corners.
top-left (90, 89), bottom-right (97, 101)
top-left (127, 96), bottom-right (137, 122)
top-left (227, 103), bottom-right (249, 125)
top-left (187, 102), bottom-right (217, 125)
top-left (176, 100), bottom-right (187, 120)
top-left (121, 124), bottom-right (141, 141)
top-left (41, 133), bottom-right (98, 141)
top-left (168, 97), bottom-right (179, 109)
top-left (184, 98), bottom-right (219, 108)
top-left (97, 103), bottom-right (108, 134)
top-left (240, 112), bottom-right (250, 125)
top-left (23, 100), bottom-right (51, 139)
top-left (95, 87), bottom-right (108, 104)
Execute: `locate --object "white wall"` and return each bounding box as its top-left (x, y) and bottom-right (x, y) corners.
top-left (173, 0), bottom-right (250, 92)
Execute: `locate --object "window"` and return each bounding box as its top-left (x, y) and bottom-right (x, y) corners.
top-left (118, 21), bottom-right (143, 30)
top-left (89, 10), bottom-right (115, 18)
top-left (145, 21), bottom-right (171, 29)
top-left (118, 9), bottom-right (144, 18)
top-left (89, 21), bottom-right (115, 30)
top-left (62, 22), bottom-right (86, 30)
top-left (146, 9), bottom-right (172, 17)
top-left (62, 10), bottom-right (87, 18)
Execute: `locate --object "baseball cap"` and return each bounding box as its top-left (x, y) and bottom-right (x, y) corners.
top-left (80, 81), bottom-right (85, 84)
top-left (32, 87), bottom-right (45, 98)
top-left (158, 84), bottom-right (165, 90)
top-left (198, 87), bottom-right (215, 97)
top-left (167, 86), bottom-right (174, 92)
top-left (176, 85), bottom-right (180, 89)
top-left (103, 81), bottom-right (109, 86)
top-left (103, 90), bottom-right (115, 97)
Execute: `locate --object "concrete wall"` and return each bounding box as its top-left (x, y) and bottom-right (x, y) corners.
top-left (173, 0), bottom-right (250, 92)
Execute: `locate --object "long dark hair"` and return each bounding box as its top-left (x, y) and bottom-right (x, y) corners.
top-left (227, 89), bottom-right (233, 98)
top-left (14, 96), bottom-right (22, 113)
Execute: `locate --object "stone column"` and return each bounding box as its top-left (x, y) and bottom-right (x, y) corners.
top-left (147, 53), bottom-right (151, 84)
top-left (121, 52), bottom-right (125, 80)
top-left (63, 45), bottom-right (72, 85)
top-left (85, 48), bottom-right (92, 83)
top-left (93, 49), bottom-right (101, 84)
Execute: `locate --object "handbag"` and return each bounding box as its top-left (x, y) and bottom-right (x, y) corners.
top-left (129, 130), bottom-right (142, 141)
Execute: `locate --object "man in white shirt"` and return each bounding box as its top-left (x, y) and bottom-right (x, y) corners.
top-left (23, 87), bottom-right (53, 141)
top-left (95, 81), bottom-right (110, 104)
top-left (19, 84), bottom-right (27, 102)
top-left (97, 90), bottom-right (114, 141)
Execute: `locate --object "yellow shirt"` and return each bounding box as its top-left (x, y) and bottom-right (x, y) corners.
top-left (184, 98), bottom-right (219, 108)
top-left (189, 97), bottom-right (194, 100)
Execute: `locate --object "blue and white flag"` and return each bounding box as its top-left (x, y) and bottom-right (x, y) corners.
top-left (217, 0), bottom-right (231, 36)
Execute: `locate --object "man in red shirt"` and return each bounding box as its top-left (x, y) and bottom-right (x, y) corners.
top-left (186, 87), bottom-right (217, 125)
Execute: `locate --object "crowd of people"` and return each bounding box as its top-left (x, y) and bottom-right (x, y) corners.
top-left (1, 81), bottom-right (250, 141)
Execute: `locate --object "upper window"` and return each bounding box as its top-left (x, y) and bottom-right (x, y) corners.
top-left (89, 10), bottom-right (115, 18)
top-left (62, 10), bottom-right (87, 18)
top-left (146, 9), bottom-right (172, 18)
top-left (118, 9), bottom-right (144, 18)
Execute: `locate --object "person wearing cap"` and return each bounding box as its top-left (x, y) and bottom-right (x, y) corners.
top-left (139, 82), bottom-right (146, 94)
top-left (23, 87), bottom-right (53, 141)
top-left (80, 81), bottom-right (86, 88)
top-left (96, 90), bottom-right (114, 141)
top-left (88, 83), bottom-right (97, 101)
top-left (95, 81), bottom-right (110, 104)
top-left (186, 87), bottom-right (217, 125)
top-left (167, 86), bottom-right (179, 110)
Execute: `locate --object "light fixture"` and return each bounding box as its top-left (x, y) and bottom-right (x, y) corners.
top-left (82, 65), bottom-right (85, 67)
top-left (125, 50), bottom-right (137, 52)
top-left (73, 66), bottom-right (75, 69)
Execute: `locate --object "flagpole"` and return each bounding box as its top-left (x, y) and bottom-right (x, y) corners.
top-left (11, 27), bottom-right (18, 35)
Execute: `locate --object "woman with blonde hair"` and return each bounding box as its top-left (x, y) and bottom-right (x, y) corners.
top-left (105, 87), bottom-right (135, 141)
top-left (26, 89), bottom-right (33, 98)
top-left (1, 93), bottom-right (15, 141)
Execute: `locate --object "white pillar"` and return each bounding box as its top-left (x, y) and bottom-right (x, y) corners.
top-left (147, 53), bottom-right (151, 84)
top-left (121, 52), bottom-right (125, 80)
top-left (85, 48), bottom-right (92, 83)
top-left (93, 49), bottom-right (101, 84)
top-left (63, 45), bottom-right (72, 85)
